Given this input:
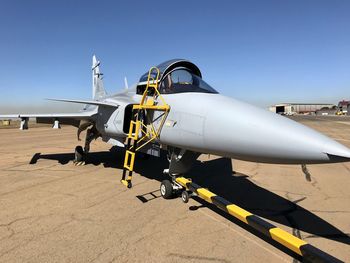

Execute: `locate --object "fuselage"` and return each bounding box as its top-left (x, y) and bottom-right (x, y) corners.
top-left (94, 58), bottom-right (350, 165)
top-left (97, 89), bottom-right (350, 164)
top-left (160, 93), bottom-right (350, 164)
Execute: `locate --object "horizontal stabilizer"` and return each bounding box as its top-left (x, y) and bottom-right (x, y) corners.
top-left (47, 98), bottom-right (119, 108)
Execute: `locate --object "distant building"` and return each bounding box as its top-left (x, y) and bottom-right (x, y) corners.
top-left (348, 104), bottom-right (350, 116)
top-left (316, 108), bottom-right (337, 116)
top-left (338, 100), bottom-right (349, 114)
top-left (269, 103), bottom-right (335, 115)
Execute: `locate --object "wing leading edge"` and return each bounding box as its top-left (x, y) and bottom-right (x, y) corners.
top-left (0, 96), bottom-right (121, 128)
top-left (0, 110), bottom-right (97, 128)
top-left (46, 98), bottom-right (119, 108)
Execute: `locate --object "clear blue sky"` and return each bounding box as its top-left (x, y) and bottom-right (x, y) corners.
top-left (0, 0), bottom-right (349, 112)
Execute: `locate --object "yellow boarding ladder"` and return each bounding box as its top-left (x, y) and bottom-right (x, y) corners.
top-left (121, 67), bottom-right (170, 188)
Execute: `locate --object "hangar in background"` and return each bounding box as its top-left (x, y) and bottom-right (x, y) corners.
top-left (269, 103), bottom-right (335, 115)
top-left (338, 100), bottom-right (349, 114)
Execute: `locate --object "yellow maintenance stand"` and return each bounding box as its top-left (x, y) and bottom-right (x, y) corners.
top-left (121, 66), bottom-right (170, 188)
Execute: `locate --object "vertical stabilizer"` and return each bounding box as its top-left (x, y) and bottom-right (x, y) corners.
top-left (124, 76), bottom-right (129, 89)
top-left (92, 55), bottom-right (107, 100)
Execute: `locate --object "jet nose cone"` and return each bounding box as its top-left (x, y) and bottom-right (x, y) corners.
top-left (323, 140), bottom-right (350, 160)
top-left (203, 95), bottom-right (350, 164)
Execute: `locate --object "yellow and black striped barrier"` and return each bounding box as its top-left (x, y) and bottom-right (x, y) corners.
top-left (175, 177), bottom-right (342, 263)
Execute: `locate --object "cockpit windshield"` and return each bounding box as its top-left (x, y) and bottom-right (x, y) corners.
top-left (160, 69), bottom-right (218, 94)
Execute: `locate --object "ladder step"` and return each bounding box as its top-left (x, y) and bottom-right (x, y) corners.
top-left (128, 121), bottom-right (141, 140)
top-left (123, 150), bottom-right (136, 171)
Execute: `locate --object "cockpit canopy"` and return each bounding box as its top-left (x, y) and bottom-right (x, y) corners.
top-left (159, 68), bottom-right (217, 94)
top-left (137, 59), bottom-right (218, 95)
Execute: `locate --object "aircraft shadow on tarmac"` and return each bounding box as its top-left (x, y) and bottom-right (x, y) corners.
top-left (29, 146), bottom-right (350, 247)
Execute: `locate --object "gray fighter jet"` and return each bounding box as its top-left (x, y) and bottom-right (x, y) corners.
top-left (1, 56), bottom-right (350, 197)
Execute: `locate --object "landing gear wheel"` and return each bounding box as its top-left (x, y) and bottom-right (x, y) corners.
top-left (181, 191), bottom-right (190, 203)
top-left (160, 180), bottom-right (173, 199)
top-left (127, 181), bottom-right (132, 189)
top-left (74, 146), bottom-right (85, 165)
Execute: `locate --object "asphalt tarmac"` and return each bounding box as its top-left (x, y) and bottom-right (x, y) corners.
top-left (0, 116), bottom-right (349, 262)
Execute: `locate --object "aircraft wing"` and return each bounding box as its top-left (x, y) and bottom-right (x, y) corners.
top-left (0, 110), bottom-right (97, 128)
top-left (46, 98), bottom-right (119, 108)
top-left (0, 97), bottom-right (120, 128)
top-left (0, 112), bottom-right (94, 118)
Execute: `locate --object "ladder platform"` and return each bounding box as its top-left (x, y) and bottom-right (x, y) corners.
top-left (132, 104), bottom-right (170, 111)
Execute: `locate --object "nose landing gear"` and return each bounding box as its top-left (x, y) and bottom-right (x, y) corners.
top-left (160, 180), bottom-right (173, 199)
top-left (159, 176), bottom-right (194, 203)
top-left (159, 149), bottom-right (198, 200)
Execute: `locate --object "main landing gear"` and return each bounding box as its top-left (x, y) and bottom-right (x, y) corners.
top-left (74, 146), bottom-right (85, 165)
top-left (73, 126), bottom-right (99, 166)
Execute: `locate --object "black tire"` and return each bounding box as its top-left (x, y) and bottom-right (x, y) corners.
top-left (181, 191), bottom-right (190, 203)
top-left (75, 146), bottom-right (85, 162)
top-left (160, 180), bottom-right (173, 199)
